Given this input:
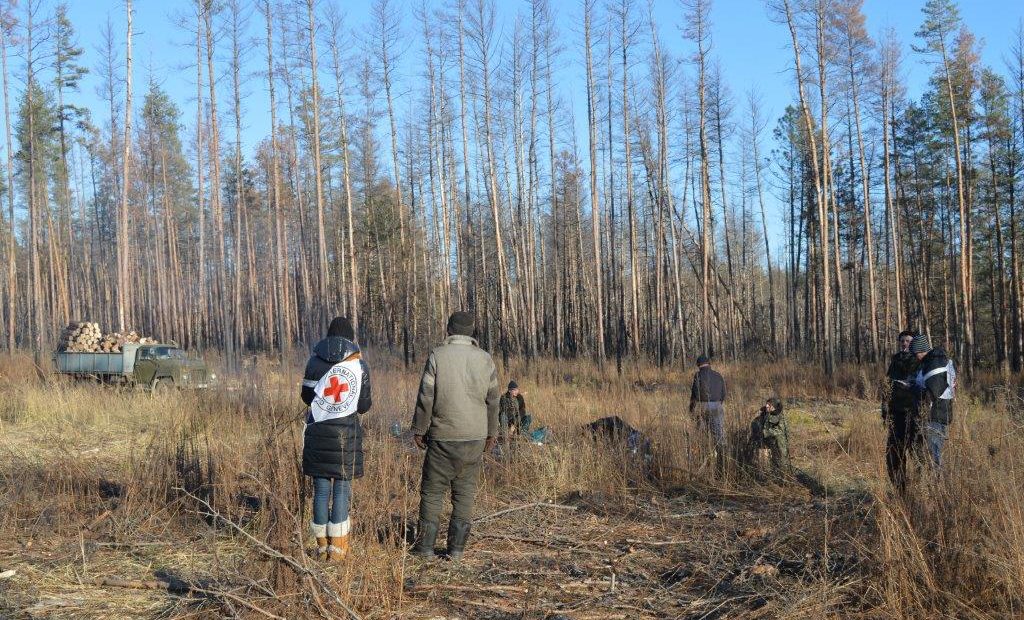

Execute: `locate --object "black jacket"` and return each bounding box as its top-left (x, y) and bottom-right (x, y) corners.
top-left (885, 351), bottom-right (919, 416)
top-left (918, 348), bottom-right (953, 425)
top-left (689, 366), bottom-right (726, 410)
top-left (300, 337), bottom-right (372, 479)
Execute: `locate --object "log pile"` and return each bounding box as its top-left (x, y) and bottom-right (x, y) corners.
top-left (58, 322), bottom-right (158, 353)
top-left (58, 322), bottom-right (103, 352)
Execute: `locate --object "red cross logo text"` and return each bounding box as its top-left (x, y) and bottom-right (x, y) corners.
top-left (323, 375), bottom-right (350, 403)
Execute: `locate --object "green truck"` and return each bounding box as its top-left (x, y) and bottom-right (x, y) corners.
top-left (54, 343), bottom-right (216, 392)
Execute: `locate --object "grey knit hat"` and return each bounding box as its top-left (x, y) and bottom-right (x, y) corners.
top-left (910, 334), bottom-right (931, 354)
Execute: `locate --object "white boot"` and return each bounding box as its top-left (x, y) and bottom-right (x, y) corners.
top-left (326, 519), bottom-right (350, 562)
top-left (310, 522), bottom-right (328, 560)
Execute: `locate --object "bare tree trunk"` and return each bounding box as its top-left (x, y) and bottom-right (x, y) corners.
top-left (748, 91), bottom-right (778, 351)
top-left (229, 0), bottom-right (247, 356)
top-left (585, 0), bottom-right (606, 362)
top-left (1, 15), bottom-right (15, 351)
top-left (940, 41), bottom-right (974, 373)
top-left (880, 31), bottom-right (903, 330)
top-left (844, 21), bottom-right (879, 360)
top-left (114, 0), bottom-right (133, 334)
top-left (302, 0), bottom-right (328, 338)
top-left (688, 0), bottom-right (715, 357)
top-left (620, 0), bottom-right (640, 357)
top-left (194, 3), bottom-right (207, 346)
top-left (326, 10), bottom-right (359, 337)
top-left (203, 0), bottom-right (232, 360)
top-left (470, 0), bottom-right (510, 357)
top-left (261, 0), bottom-right (291, 355)
top-left (780, 0), bottom-right (834, 375)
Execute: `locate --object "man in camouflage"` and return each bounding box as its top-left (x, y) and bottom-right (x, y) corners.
top-left (499, 381), bottom-right (530, 438)
top-left (750, 397), bottom-right (790, 473)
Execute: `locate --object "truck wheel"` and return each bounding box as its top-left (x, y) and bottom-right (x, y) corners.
top-left (152, 378), bottom-right (174, 397)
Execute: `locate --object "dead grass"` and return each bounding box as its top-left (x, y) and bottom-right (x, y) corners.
top-left (1, 352), bottom-right (1023, 618)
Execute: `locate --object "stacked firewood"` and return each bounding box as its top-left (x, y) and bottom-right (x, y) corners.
top-left (58, 322), bottom-right (103, 352)
top-left (58, 322), bottom-right (158, 353)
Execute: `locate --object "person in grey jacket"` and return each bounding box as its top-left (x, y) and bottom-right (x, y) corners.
top-left (411, 311), bottom-right (499, 560)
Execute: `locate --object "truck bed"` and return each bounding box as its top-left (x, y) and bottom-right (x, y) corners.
top-left (54, 345), bottom-right (139, 375)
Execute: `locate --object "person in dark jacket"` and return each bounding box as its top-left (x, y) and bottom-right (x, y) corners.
top-left (300, 316), bottom-right (372, 561)
top-left (688, 354), bottom-right (727, 470)
top-left (411, 311), bottom-right (499, 561)
top-left (499, 381), bottom-right (530, 438)
top-left (883, 331), bottom-right (921, 492)
top-left (911, 334), bottom-right (955, 468)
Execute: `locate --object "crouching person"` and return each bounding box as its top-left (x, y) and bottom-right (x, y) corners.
top-left (499, 381), bottom-right (531, 439)
top-left (301, 317), bottom-right (371, 562)
top-left (411, 312), bottom-right (500, 561)
top-left (749, 397), bottom-right (790, 474)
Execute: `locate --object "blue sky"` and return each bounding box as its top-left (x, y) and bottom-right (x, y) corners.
top-left (61, 0), bottom-right (1021, 148)
top-left (56, 0), bottom-right (1022, 244)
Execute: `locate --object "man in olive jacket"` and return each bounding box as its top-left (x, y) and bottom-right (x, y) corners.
top-left (411, 311), bottom-right (499, 560)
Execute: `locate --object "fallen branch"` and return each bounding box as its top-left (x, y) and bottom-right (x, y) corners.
top-left (408, 583), bottom-right (529, 595)
top-left (174, 487), bottom-right (362, 620)
top-left (193, 586), bottom-right (286, 620)
top-left (95, 575), bottom-right (286, 619)
top-left (92, 541), bottom-right (171, 548)
top-left (624, 539), bottom-right (694, 547)
top-left (93, 576), bottom-right (186, 593)
top-left (85, 510), bottom-right (112, 531)
top-left (474, 501), bottom-right (577, 523)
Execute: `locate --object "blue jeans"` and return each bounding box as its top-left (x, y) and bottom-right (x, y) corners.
top-left (925, 421), bottom-right (948, 468)
top-left (699, 402), bottom-right (726, 449)
top-left (312, 477), bottom-right (351, 525)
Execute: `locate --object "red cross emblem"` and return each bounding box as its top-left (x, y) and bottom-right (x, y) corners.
top-left (323, 375), bottom-right (350, 403)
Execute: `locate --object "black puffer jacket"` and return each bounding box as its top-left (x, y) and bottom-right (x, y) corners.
top-left (885, 351), bottom-right (919, 415)
top-left (301, 337), bottom-right (372, 479)
top-left (918, 347), bottom-right (953, 425)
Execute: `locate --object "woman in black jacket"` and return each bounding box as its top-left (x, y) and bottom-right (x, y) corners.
top-left (301, 317), bottom-right (371, 561)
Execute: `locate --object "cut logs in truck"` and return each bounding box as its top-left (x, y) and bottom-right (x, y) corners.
top-left (57, 321), bottom-right (157, 353)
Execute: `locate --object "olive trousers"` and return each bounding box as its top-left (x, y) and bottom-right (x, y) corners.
top-left (418, 439), bottom-right (486, 523)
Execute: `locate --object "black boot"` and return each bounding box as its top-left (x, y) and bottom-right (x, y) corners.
top-left (446, 518), bottom-right (472, 561)
top-left (413, 519), bottom-right (439, 558)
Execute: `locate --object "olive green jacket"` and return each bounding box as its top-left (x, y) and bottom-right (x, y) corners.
top-left (412, 335), bottom-right (500, 441)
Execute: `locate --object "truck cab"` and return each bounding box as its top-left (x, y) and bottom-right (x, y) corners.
top-left (134, 344), bottom-right (214, 391)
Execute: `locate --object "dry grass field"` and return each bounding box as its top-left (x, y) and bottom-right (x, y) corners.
top-left (2, 353), bottom-right (1024, 619)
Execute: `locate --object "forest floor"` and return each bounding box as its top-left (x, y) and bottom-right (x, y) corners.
top-left (0, 355), bottom-right (1021, 619)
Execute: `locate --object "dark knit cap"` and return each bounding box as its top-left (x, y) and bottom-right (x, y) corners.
top-left (327, 316), bottom-right (355, 340)
top-left (898, 330), bottom-right (916, 341)
top-left (508, 381), bottom-right (518, 390)
top-left (696, 354), bottom-right (710, 366)
top-left (447, 311), bottom-right (475, 337)
top-left (910, 334), bottom-right (931, 354)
